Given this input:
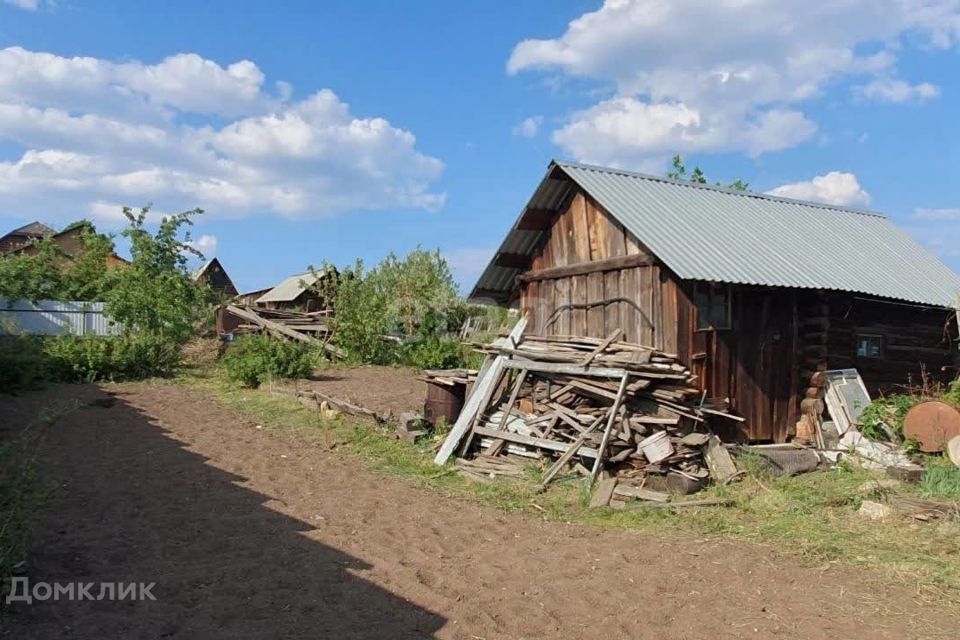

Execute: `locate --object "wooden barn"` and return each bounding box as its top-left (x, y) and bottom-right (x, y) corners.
top-left (470, 161), bottom-right (960, 442)
top-left (193, 257), bottom-right (238, 298)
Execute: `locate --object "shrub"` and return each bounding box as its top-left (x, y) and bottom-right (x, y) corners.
top-left (43, 333), bottom-right (181, 382)
top-left (221, 335), bottom-right (317, 388)
top-left (399, 336), bottom-right (480, 370)
top-left (0, 336), bottom-right (49, 391)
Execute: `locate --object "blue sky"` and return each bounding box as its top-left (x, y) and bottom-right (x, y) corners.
top-left (1, 0), bottom-right (958, 293)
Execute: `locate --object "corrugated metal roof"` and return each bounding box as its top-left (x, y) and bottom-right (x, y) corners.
top-left (471, 161), bottom-right (960, 308)
top-left (256, 272), bottom-right (319, 304)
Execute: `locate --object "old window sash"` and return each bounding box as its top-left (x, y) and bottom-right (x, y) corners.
top-left (694, 282), bottom-right (731, 331)
top-left (855, 333), bottom-right (883, 359)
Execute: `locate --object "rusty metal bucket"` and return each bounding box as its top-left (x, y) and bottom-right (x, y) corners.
top-left (424, 380), bottom-right (465, 428)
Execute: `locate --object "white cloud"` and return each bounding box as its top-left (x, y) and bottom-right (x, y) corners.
top-left (0, 47), bottom-right (445, 224)
top-left (186, 234), bottom-right (218, 257)
top-left (512, 115), bottom-right (544, 138)
top-left (914, 208), bottom-right (960, 221)
top-left (509, 0), bottom-right (959, 167)
top-left (856, 78), bottom-right (940, 103)
top-left (553, 98), bottom-right (815, 165)
top-left (767, 172), bottom-right (871, 207)
top-left (2, 0), bottom-right (42, 10)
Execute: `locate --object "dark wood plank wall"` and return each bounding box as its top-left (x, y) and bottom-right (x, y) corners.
top-left (672, 283), bottom-right (798, 442)
top-left (520, 191), bottom-right (676, 352)
top-left (817, 293), bottom-right (956, 394)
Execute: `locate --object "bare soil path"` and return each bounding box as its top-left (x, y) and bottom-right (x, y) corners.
top-left (1, 383), bottom-right (955, 639)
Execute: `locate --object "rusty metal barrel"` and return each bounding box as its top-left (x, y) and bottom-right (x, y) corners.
top-left (423, 380), bottom-right (466, 428)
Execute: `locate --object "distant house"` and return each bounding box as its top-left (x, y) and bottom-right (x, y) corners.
top-left (471, 160), bottom-right (960, 442)
top-left (193, 257), bottom-right (238, 298)
top-left (236, 287), bottom-right (272, 307)
top-left (4, 221), bottom-right (127, 267)
top-left (0, 221), bottom-right (55, 254)
top-left (255, 268), bottom-right (337, 311)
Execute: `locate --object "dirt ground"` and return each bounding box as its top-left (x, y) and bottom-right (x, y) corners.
top-left (274, 365), bottom-right (426, 417)
top-left (1, 382), bottom-right (956, 639)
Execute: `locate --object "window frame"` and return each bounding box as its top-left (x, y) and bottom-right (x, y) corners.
top-left (694, 282), bottom-right (732, 331)
top-left (855, 333), bottom-right (884, 359)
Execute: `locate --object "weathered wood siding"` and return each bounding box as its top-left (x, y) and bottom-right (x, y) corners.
top-left (519, 191), bottom-right (676, 352)
top-left (673, 284), bottom-right (799, 442)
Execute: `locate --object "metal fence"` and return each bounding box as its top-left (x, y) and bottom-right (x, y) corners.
top-left (0, 298), bottom-right (121, 336)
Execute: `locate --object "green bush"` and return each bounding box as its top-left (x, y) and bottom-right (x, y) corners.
top-left (399, 336), bottom-right (482, 370)
top-left (43, 333), bottom-right (182, 382)
top-left (858, 393), bottom-right (923, 442)
top-left (0, 336), bottom-right (49, 391)
top-left (221, 335), bottom-right (318, 388)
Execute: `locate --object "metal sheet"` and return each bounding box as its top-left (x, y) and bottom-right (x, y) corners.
top-left (0, 298), bottom-right (121, 336)
top-left (471, 161), bottom-right (960, 308)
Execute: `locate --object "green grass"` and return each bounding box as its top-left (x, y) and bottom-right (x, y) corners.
top-left (178, 365), bottom-right (960, 600)
top-left (920, 460), bottom-right (960, 499)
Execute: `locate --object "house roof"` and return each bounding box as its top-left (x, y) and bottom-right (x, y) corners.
top-left (256, 272), bottom-right (319, 304)
top-left (471, 161), bottom-right (960, 308)
top-left (8, 221), bottom-right (55, 237)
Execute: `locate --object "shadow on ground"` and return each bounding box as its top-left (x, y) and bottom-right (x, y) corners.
top-left (0, 385), bottom-right (445, 639)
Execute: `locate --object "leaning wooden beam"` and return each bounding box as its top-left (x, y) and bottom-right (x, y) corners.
top-left (434, 316), bottom-right (528, 465)
top-left (579, 328), bottom-right (622, 367)
top-left (516, 253), bottom-right (654, 283)
top-left (226, 304), bottom-right (346, 358)
top-left (482, 368), bottom-right (528, 457)
top-left (472, 426), bottom-right (600, 458)
top-left (590, 372), bottom-right (631, 483)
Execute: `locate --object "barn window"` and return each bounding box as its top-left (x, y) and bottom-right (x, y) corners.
top-left (694, 283), bottom-right (731, 330)
top-left (856, 333), bottom-right (883, 358)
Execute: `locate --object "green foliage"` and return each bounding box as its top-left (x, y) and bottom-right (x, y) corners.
top-left (667, 154), bottom-right (749, 191)
top-left (0, 223), bottom-right (114, 302)
top-left (221, 334), bottom-right (318, 388)
top-left (859, 393), bottom-right (924, 441)
top-left (399, 336), bottom-right (481, 370)
top-left (102, 206), bottom-right (212, 341)
top-left (43, 333), bottom-right (182, 382)
top-left (0, 336), bottom-right (48, 391)
top-left (321, 248), bottom-right (470, 367)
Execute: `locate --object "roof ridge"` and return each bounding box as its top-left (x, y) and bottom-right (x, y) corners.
top-left (553, 160), bottom-right (888, 220)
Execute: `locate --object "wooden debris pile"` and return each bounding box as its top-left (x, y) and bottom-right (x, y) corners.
top-left (434, 319), bottom-right (741, 503)
top-left (224, 304), bottom-right (345, 358)
top-left (418, 369), bottom-right (477, 387)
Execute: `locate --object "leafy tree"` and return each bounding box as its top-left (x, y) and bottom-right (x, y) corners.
top-left (316, 248), bottom-right (463, 365)
top-left (667, 154), bottom-right (749, 191)
top-left (0, 222), bottom-right (114, 302)
top-left (102, 206), bottom-right (212, 342)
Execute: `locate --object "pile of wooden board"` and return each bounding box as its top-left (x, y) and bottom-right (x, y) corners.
top-left (418, 369), bottom-right (477, 387)
top-left (434, 319), bottom-right (740, 501)
top-left (225, 304), bottom-right (345, 358)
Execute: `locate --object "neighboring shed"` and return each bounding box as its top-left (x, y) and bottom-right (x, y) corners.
top-left (193, 257), bottom-right (238, 298)
top-left (0, 221), bottom-right (54, 254)
top-left (255, 267), bottom-right (337, 311)
top-left (471, 160), bottom-right (960, 442)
